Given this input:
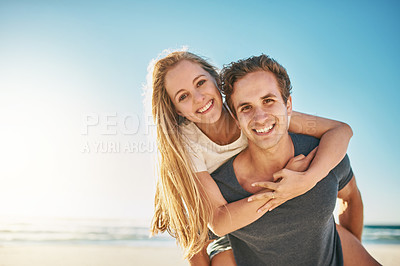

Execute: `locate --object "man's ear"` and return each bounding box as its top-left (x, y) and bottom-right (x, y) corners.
top-left (286, 96), bottom-right (292, 127)
top-left (286, 96), bottom-right (292, 116)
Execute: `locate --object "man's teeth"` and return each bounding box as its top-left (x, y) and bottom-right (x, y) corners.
top-left (255, 125), bottom-right (274, 133)
top-left (198, 100), bottom-right (213, 113)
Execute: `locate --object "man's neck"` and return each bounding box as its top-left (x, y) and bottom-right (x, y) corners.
top-left (234, 133), bottom-right (294, 192)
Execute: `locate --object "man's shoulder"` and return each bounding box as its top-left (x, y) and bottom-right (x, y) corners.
top-left (211, 155), bottom-right (237, 179)
top-left (290, 133), bottom-right (320, 156)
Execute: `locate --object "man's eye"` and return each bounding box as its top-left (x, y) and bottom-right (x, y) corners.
top-left (263, 99), bottom-right (274, 104)
top-left (196, 80), bottom-right (206, 87)
top-left (179, 94), bottom-right (188, 102)
top-left (240, 105), bottom-right (251, 112)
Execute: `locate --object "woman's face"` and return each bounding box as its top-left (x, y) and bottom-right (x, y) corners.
top-left (165, 60), bottom-right (223, 125)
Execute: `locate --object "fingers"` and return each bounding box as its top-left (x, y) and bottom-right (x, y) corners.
top-left (272, 168), bottom-right (290, 180)
top-left (251, 181), bottom-right (279, 190)
top-left (248, 191), bottom-right (275, 202)
top-left (293, 154), bottom-right (305, 161)
top-left (257, 199), bottom-right (287, 213)
top-left (287, 154), bottom-right (305, 165)
top-left (305, 146), bottom-right (318, 161)
top-left (257, 202), bottom-right (271, 213)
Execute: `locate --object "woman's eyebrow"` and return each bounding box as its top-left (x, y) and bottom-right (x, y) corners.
top-left (174, 89), bottom-right (185, 100)
top-left (192, 74), bottom-right (205, 85)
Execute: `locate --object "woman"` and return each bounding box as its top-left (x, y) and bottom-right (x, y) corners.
top-left (149, 51), bottom-right (378, 265)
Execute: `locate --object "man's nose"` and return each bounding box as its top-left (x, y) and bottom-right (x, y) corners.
top-left (253, 106), bottom-right (269, 124)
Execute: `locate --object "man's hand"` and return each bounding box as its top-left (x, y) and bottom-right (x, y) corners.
top-left (248, 147), bottom-right (318, 212)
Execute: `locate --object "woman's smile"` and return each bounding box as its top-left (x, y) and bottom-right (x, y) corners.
top-left (197, 99), bottom-right (214, 114)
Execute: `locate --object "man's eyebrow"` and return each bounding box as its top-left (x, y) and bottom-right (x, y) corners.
top-left (236, 93), bottom-right (278, 108)
top-left (261, 93), bottom-right (278, 99)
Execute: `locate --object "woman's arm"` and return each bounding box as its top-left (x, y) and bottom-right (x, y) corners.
top-left (199, 151), bottom-right (316, 237)
top-left (250, 111), bottom-right (353, 212)
top-left (289, 111), bottom-right (353, 181)
top-left (198, 171), bottom-right (266, 236)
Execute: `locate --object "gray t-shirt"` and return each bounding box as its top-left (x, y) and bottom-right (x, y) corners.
top-left (211, 133), bottom-right (353, 266)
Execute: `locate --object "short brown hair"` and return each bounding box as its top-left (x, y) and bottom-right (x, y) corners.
top-left (221, 54), bottom-right (292, 118)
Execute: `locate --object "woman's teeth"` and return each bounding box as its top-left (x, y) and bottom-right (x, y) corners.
top-left (255, 124), bottom-right (274, 133)
top-left (197, 100), bottom-right (213, 113)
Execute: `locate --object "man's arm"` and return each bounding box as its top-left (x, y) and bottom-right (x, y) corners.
top-left (337, 175), bottom-right (364, 241)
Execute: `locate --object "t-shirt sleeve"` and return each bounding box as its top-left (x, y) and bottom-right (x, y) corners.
top-left (332, 154), bottom-right (354, 190)
top-left (184, 140), bottom-right (207, 173)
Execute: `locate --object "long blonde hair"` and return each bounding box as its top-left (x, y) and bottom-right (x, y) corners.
top-left (150, 51), bottom-right (220, 258)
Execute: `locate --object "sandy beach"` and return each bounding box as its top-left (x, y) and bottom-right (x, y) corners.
top-left (0, 245), bottom-right (188, 266)
top-left (364, 244), bottom-right (400, 266)
top-left (0, 244), bottom-right (398, 266)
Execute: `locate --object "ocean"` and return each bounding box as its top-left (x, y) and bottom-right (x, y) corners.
top-left (0, 217), bottom-right (399, 247)
top-left (0, 217), bottom-right (175, 247)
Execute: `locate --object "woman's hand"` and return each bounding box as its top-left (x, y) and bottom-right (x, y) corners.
top-left (248, 147), bottom-right (318, 213)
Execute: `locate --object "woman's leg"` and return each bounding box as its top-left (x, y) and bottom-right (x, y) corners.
top-left (336, 224), bottom-right (381, 266)
top-left (189, 237), bottom-right (236, 266)
top-left (210, 249), bottom-right (236, 266)
top-left (188, 244), bottom-right (210, 266)
top-left (208, 236), bottom-right (236, 266)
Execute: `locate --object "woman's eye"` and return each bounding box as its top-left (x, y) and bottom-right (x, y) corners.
top-left (178, 94), bottom-right (188, 102)
top-left (196, 80), bottom-right (206, 87)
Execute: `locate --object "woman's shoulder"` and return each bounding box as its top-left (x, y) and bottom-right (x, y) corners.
top-left (179, 121), bottom-right (203, 144)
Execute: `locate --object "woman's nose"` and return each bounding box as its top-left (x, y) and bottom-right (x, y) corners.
top-left (193, 89), bottom-right (205, 103)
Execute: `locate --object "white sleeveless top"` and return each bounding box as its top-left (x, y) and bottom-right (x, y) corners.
top-left (180, 122), bottom-right (248, 173)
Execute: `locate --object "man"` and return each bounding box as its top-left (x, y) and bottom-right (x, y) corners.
top-left (210, 54), bottom-right (367, 265)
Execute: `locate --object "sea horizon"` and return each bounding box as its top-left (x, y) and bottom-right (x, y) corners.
top-left (0, 217), bottom-right (399, 247)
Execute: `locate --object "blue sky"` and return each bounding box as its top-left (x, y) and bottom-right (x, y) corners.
top-left (0, 0), bottom-right (399, 225)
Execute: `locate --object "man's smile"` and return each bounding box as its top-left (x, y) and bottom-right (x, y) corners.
top-left (252, 123), bottom-right (275, 135)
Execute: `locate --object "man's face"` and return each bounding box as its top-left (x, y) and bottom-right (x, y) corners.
top-left (231, 70), bottom-right (292, 151)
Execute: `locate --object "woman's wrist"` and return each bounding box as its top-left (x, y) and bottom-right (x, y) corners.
top-left (303, 167), bottom-right (325, 187)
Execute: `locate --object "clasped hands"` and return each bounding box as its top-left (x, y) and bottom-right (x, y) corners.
top-left (248, 147), bottom-right (318, 213)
